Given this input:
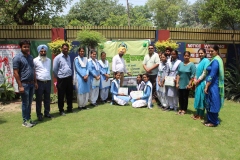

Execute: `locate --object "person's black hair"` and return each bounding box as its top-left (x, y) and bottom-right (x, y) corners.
top-left (61, 43), bottom-right (69, 48)
top-left (113, 71), bottom-right (121, 79)
top-left (198, 48), bottom-right (207, 58)
top-left (165, 47), bottom-right (173, 52)
top-left (183, 51), bottom-right (191, 56)
top-left (211, 45), bottom-right (219, 54)
top-left (78, 47), bottom-right (85, 52)
top-left (19, 40), bottom-right (30, 47)
top-left (171, 50), bottom-right (179, 62)
top-left (137, 74), bottom-right (143, 79)
top-left (101, 52), bottom-right (106, 56)
top-left (142, 73), bottom-right (149, 78)
top-left (161, 53), bottom-right (168, 58)
top-left (90, 50), bottom-right (96, 54)
top-left (148, 44), bottom-right (154, 48)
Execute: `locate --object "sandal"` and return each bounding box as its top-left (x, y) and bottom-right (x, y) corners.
top-left (201, 120), bottom-right (208, 124)
top-left (180, 110), bottom-right (186, 115)
top-left (193, 115), bottom-right (201, 120)
top-left (205, 123), bottom-right (216, 127)
top-left (191, 114), bottom-right (198, 119)
top-left (176, 110), bottom-right (182, 115)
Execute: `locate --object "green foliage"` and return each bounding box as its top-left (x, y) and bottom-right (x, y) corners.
top-left (69, 19), bottom-right (93, 26)
top-left (47, 39), bottom-right (73, 55)
top-left (66, 0), bottom-right (125, 26)
top-left (199, 0), bottom-right (240, 29)
top-left (0, 0), bottom-right (72, 25)
top-left (154, 39), bottom-right (179, 52)
top-left (147, 0), bottom-right (184, 28)
top-left (0, 70), bottom-right (15, 103)
top-left (76, 30), bottom-right (106, 48)
top-left (224, 65), bottom-right (240, 102)
top-left (50, 93), bottom-right (58, 104)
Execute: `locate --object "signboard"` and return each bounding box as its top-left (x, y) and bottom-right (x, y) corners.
top-left (0, 44), bottom-right (20, 92)
top-left (186, 44), bottom-right (227, 64)
top-left (100, 40), bottom-right (150, 77)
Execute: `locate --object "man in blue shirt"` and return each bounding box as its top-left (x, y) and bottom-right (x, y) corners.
top-left (53, 43), bottom-right (73, 115)
top-left (13, 40), bottom-right (38, 128)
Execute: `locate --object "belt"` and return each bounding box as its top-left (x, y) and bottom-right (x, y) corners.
top-left (37, 80), bottom-right (51, 83)
top-left (21, 81), bottom-right (34, 84)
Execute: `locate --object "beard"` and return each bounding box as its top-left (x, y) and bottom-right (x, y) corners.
top-left (40, 56), bottom-right (47, 61)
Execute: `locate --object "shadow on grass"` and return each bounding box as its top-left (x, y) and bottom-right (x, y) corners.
top-left (0, 118), bottom-right (7, 124)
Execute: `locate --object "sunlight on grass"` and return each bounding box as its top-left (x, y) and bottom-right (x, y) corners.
top-left (0, 99), bottom-right (240, 160)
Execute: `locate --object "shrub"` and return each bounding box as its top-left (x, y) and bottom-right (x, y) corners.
top-left (154, 39), bottom-right (179, 52)
top-left (48, 39), bottom-right (73, 55)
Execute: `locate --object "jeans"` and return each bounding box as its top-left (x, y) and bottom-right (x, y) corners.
top-left (35, 80), bottom-right (51, 116)
top-left (20, 83), bottom-right (34, 122)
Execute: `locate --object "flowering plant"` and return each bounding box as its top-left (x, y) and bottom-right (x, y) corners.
top-left (154, 39), bottom-right (179, 52)
top-left (48, 39), bottom-right (73, 55)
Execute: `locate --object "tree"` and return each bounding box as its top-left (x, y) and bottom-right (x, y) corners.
top-left (100, 5), bottom-right (153, 26)
top-left (66, 0), bottom-right (126, 26)
top-left (0, 0), bottom-right (72, 25)
top-left (199, 0), bottom-right (240, 67)
top-left (147, 0), bottom-right (184, 28)
top-left (177, 0), bottom-right (209, 28)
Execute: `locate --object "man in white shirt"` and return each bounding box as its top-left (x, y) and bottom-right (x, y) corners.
top-left (142, 44), bottom-right (160, 105)
top-left (34, 45), bottom-right (52, 121)
top-left (112, 47), bottom-right (131, 87)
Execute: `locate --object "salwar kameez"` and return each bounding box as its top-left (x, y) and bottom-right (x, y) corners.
top-left (98, 60), bottom-right (110, 101)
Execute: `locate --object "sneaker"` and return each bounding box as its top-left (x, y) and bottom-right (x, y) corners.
top-left (60, 112), bottom-right (66, 116)
top-left (29, 120), bottom-right (37, 126)
top-left (22, 121), bottom-right (34, 128)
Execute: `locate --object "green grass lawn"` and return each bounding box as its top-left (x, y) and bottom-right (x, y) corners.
top-left (0, 99), bottom-right (240, 160)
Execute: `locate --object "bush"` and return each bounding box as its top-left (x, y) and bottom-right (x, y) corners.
top-left (0, 70), bottom-right (15, 104)
top-left (48, 39), bottom-right (73, 55)
top-left (154, 39), bottom-right (179, 52)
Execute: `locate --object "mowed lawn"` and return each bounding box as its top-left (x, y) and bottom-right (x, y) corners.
top-left (0, 99), bottom-right (240, 160)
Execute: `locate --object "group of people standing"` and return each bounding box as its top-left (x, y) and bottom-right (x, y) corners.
top-left (12, 39), bottom-right (224, 128)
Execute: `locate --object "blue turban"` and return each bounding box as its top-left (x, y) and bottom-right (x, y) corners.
top-left (37, 44), bottom-right (48, 53)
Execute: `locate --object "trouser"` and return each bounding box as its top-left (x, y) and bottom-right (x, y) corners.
top-left (178, 89), bottom-right (189, 111)
top-left (206, 112), bottom-right (219, 126)
top-left (20, 83), bottom-right (34, 122)
top-left (35, 80), bottom-right (51, 117)
top-left (100, 88), bottom-right (109, 101)
top-left (89, 87), bottom-right (99, 104)
top-left (167, 96), bottom-right (178, 110)
top-left (77, 93), bottom-right (89, 107)
top-left (197, 109), bottom-right (205, 117)
top-left (148, 74), bottom-right (158, 100)
top-left (57, 76), bottom-right (73, 112)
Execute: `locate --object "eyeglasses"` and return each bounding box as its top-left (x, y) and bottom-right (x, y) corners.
top-left (148, 48), bottom-right (154, 49)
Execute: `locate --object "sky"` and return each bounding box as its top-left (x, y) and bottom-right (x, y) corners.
top-left (63, 0), bottom-right (197, 15)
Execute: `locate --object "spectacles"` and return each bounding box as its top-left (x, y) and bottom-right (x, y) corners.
top-left (40, 51), bottom-right (46, 53)
top-left (148, 48), bottom-right (154, 49)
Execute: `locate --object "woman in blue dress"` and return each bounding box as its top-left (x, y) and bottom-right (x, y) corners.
top-left (132, 74), bottom-right (153, 109)
top-left (192, 48), bottom-right (210, 120)
top-left (204, 45), bottom-right (224, 127)
top-left (73, 47), bottom-right (90, 110)
top-left (110, 72), bottom-right (130, 106)
top-left (98, 52), bottom-right (110, 103)
top-left (88, 50), bottom-right (101, 106)
top-left (176, 51), bottom-right (196, 115)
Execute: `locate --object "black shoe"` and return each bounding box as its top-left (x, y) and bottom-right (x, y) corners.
top-left (91, 103), bottom-right (98, 107)
top-left (82, 106), bottom-right (90, 110)
top-left (38, 115), bottom-right (43, 121)
top-left (44, 114), bottom-right (53, 118)
top-left (67, 110), bottom-right (75, 113)
top-left (78, 106), bottom-right (82, 110)
top-left (162, 107), bottom-right (169, 111)
top-left (166, 108), bottom-right (174, 112)
top-left (60, 112), bottom-right (66, 116)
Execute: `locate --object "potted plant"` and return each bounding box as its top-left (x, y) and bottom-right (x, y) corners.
top-left (76, 29), bottom-right (106, 56)
top-left (154, 39), bottom-right (179, 52)
top-left (48, 38), bottom-right (73, 56)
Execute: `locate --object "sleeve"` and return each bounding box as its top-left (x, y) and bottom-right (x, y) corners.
top-left (99, 63), bottom-right (105, 75)
top-left (190, 63), bottom-right (196, 78)
top-left (12, 56), bottom-right (20, 69)
top-left (110, 82), bottom-right (118, 95)
top-left (198, 60), bottom-right (209, 81)
top-left (123, 60), bottom-right (128, 73)
top-left (176, 63), bottom-right (181, 76)
top-left (155, 55), bottom-right (160, 64)
top-left (74, 59), bottom-right (84, 77)
top-left (141, 86), bottom-right (151, 99)
top-left (112, 56), bottom-right (116, 72)
top-left (166, 64), bottom-right (170, 76)
top-left (206, 60), bottom-right (219, 83)
top-left (142, 56), bottom-right (146, 65)
top-left (88, 61), bottom-right (96, 77)
top-left (52, 56), bottom-right (59, 78)
top-left (107, 66), bottom-right (110, 74)
top-left (139, 81), bottom-right (145, 91)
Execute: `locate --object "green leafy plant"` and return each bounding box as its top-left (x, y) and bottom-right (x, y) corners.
top-left (50, 93), bottom-right (58, 104)
top-left (76, 29), bottom-right (106, 48)
top-left (0, 70), bottom-right (15, 104)
top-left (225, 64), bottom-right (240, 102)
top-left (48, 38), bottom-right (73, 56)
top-left (154, 39), bottom-right (179, 52)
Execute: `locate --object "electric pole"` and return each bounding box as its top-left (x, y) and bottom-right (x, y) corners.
top-left (127, 0), bottom-right (130, 26)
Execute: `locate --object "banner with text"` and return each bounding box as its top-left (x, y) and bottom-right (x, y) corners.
top-left (100, 41), bottom-right (149, 77)
top-left (186, 44), bottom-right (227, 64)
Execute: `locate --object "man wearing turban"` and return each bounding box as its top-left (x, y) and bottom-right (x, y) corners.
top-left (112, 47), bottom-right (131, 87)
top-left (33, 44), bottom-right (52, 121)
